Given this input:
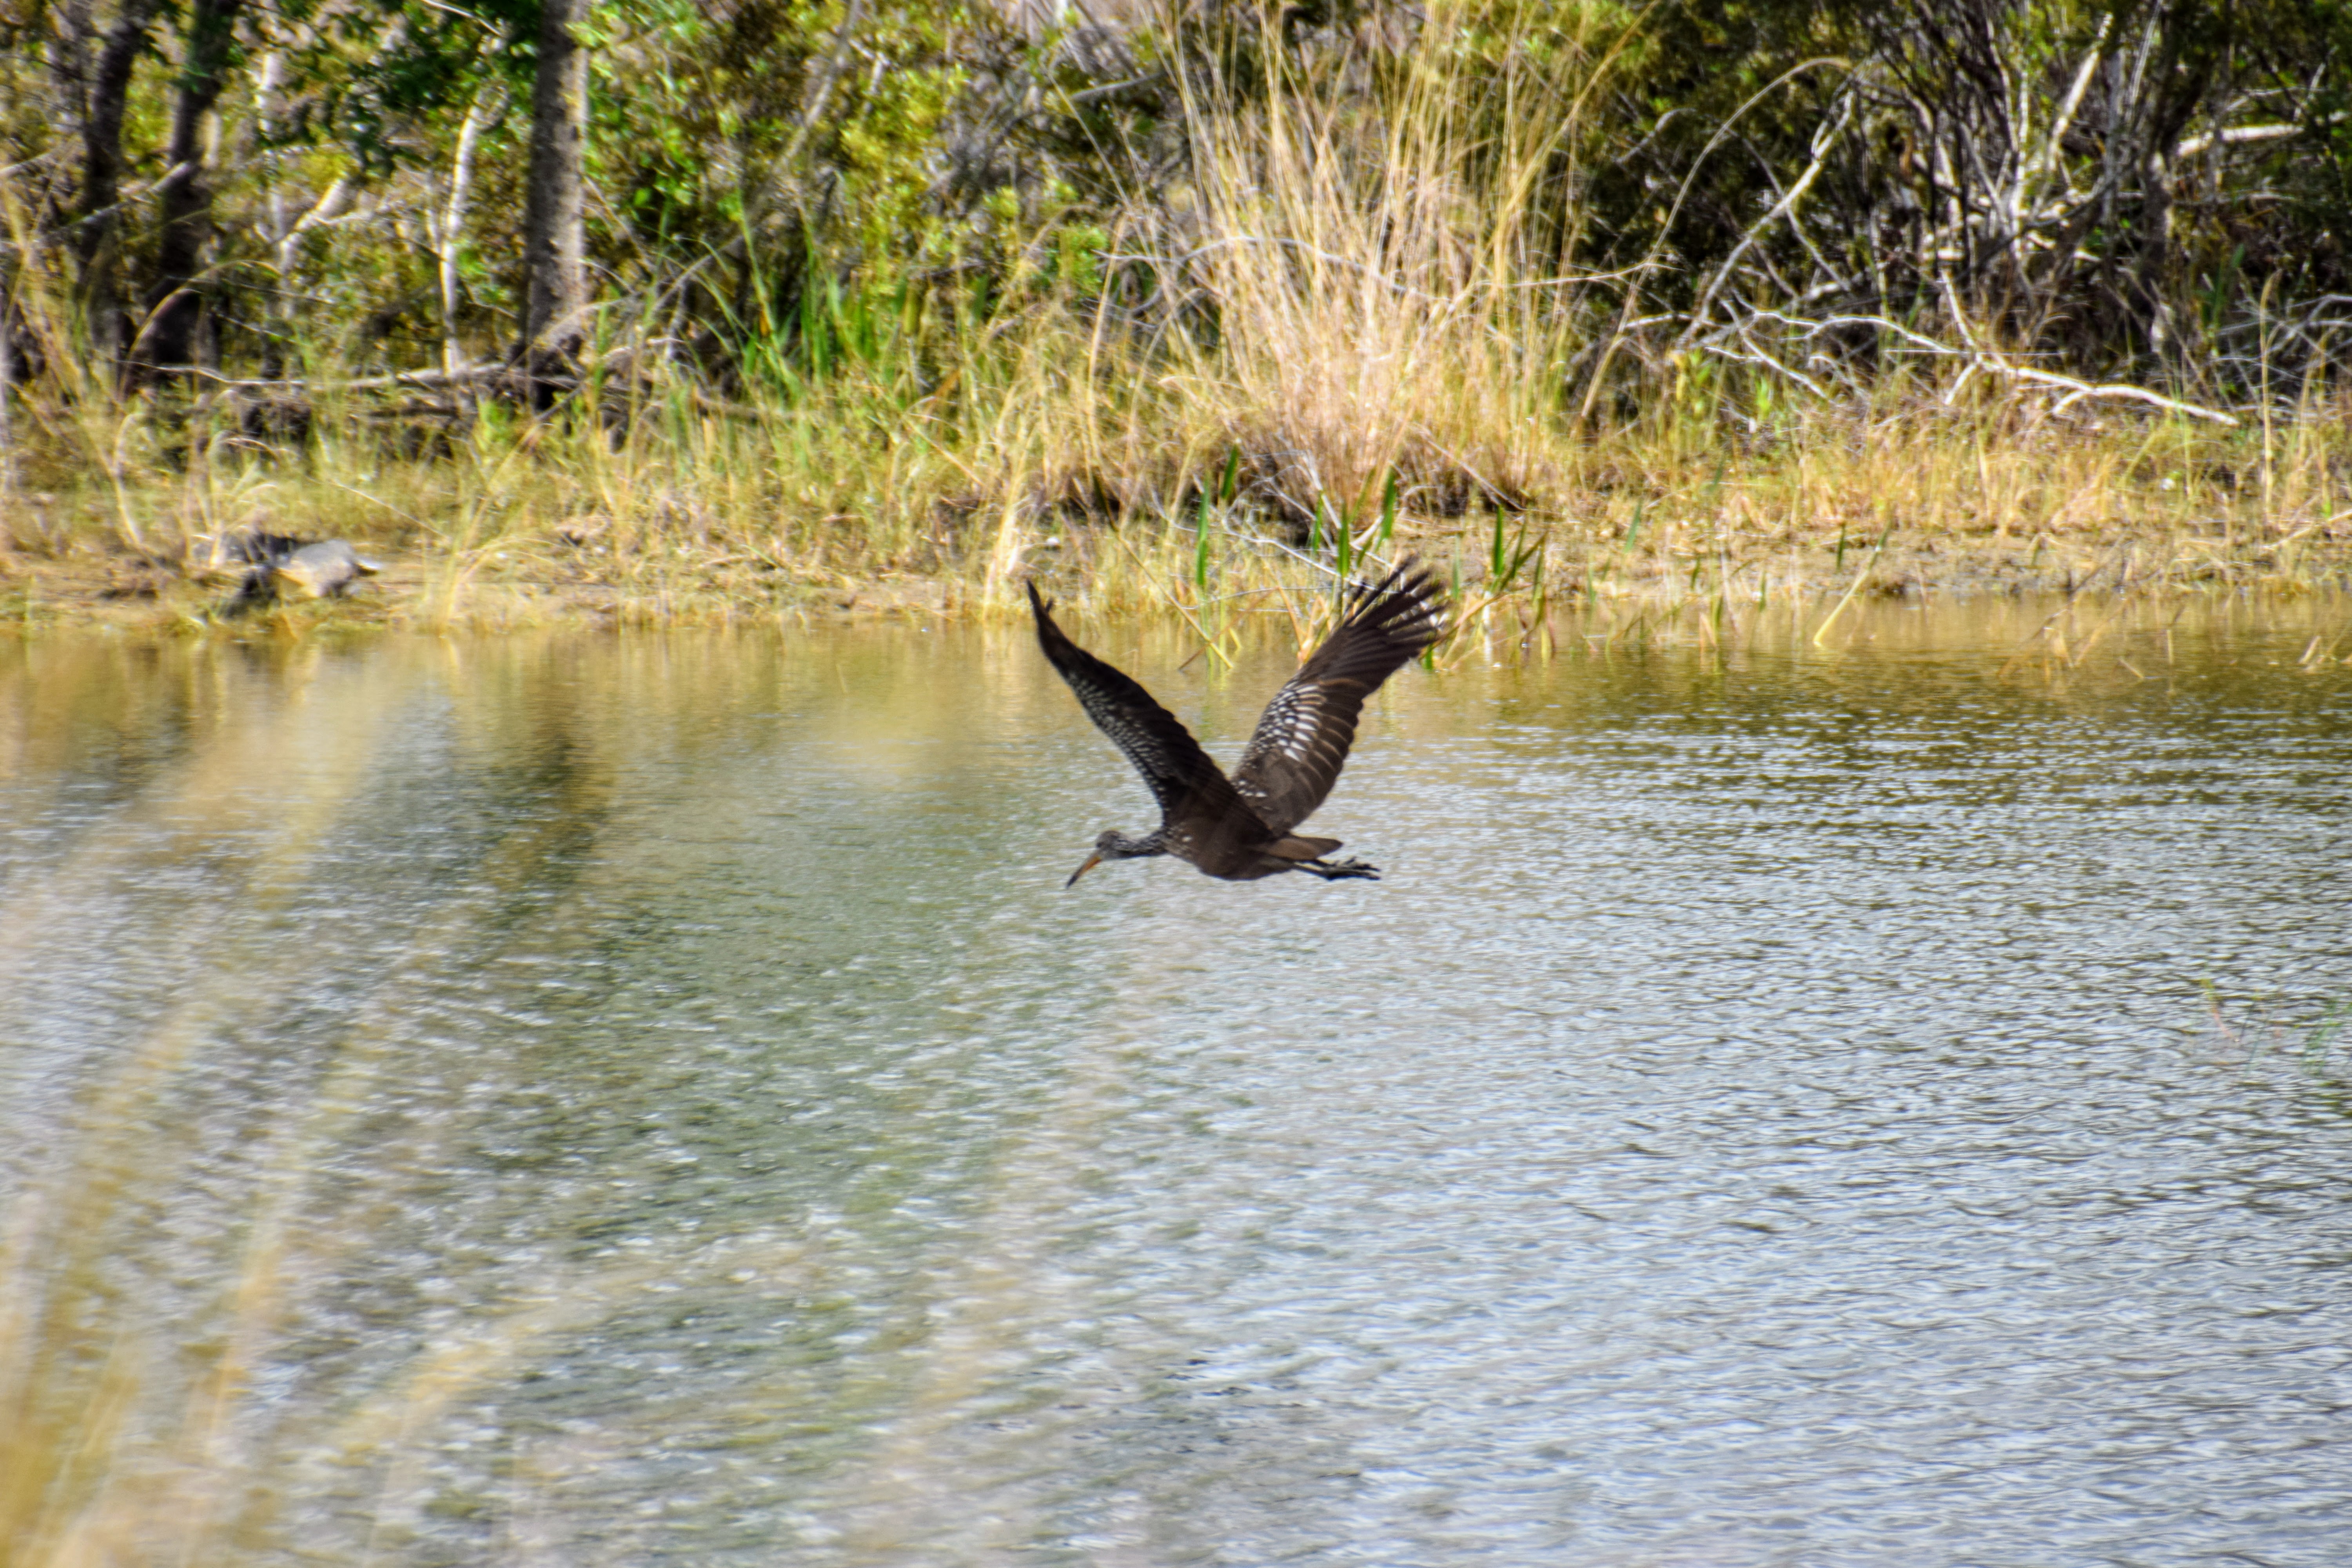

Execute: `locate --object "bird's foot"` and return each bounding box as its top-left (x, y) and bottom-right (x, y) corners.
top-left (1303, 857), bottom-right (1379, 881)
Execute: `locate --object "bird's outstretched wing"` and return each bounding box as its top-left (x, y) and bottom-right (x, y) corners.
top-left (1027, 581), bottom-right (1254, 826)
top-left (1232, 559), bottom-right (1447, 835)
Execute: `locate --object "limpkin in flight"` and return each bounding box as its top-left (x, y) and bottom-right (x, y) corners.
top-left (1027, 560), bottom-right (1447, 886)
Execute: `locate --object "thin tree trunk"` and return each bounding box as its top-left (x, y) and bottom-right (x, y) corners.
top-left (0, 277), bottom-right (15, 503)
top-left (250, 53), bottom-right (353, 383)
top-left (519, 0), bottom-right (591, 408)
top-left (75, 0), bottom-right (162, 367)
top-left (2136, 146), bottom-right (2173, 360)
top-left (139, 0), bottom-right (243, 377)
top-left (48, 0), bottom-right (96, 162)
top-left (442, 83), bottom-right (503, 381)
top-left (257, 48), bottom-right (287, 378)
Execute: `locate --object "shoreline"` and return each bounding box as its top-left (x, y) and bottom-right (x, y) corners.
top-left (5, 523), bottom-right (2348, 636)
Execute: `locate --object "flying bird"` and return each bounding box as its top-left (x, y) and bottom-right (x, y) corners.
top-left (1027, 561), bottom-right (1446, 886)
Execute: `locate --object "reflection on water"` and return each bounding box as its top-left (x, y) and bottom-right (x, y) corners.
top-left (4, 598), bottom-right (2350, 1566)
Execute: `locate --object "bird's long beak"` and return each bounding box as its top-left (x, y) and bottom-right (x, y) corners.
top-left (1064, 853), bottom-right (1103, 889)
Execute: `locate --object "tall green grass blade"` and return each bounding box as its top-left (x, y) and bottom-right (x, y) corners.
top-left (800, 278), bottom-right (828, 381)
top-left (1195, 481), bottom-right (1213, 590)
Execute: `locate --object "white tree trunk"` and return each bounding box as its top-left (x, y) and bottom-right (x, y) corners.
top-left (441, 83), bottom-right (503, 381)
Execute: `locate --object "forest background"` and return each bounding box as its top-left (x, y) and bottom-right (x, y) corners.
top-left (3, 0), bottom-right (2351, 627)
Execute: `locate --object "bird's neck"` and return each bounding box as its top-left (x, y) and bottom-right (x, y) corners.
top-left (1108, 830), bottom-right (1168, 859)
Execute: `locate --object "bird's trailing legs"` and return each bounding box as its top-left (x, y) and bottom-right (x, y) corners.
top-left (1294, 857), bottom-right (1379, 881)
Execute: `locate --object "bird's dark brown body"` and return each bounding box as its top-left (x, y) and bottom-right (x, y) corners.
top-left (1027, 562), bottom-right (1447, 885)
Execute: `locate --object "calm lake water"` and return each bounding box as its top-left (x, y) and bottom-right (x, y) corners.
top-left (4, 598), bottom-right (2350, 1566)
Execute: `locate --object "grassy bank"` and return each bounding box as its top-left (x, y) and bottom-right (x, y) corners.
top-left (5, 373), bottom-right (2351, 641)
top-left (6, 2), bottom-right (2352, 640)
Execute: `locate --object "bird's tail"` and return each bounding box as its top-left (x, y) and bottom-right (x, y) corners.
top-left (1267, 836), bottom-right (1343, 860)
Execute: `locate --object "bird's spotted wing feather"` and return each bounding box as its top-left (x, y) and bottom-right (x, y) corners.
top-left (1027, 582), bottom-right (1256, 828)
top-left (1232, 561), bottom-right (1446, 835)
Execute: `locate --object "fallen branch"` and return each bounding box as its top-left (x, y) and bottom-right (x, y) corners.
top-left (2173, 117), bottom-right (2342, 160)
top-left (2029, 368), bottom-right (2241, 426)
top-left (156, 336), bottom-right (688, 397)
top-left (1705, 309), bottom-right (2242, 426)
top-left (169, 361), bottom-right (513, 393)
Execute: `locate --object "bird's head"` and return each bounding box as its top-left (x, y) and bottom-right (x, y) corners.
top-left (1065, 829), bottom-right (1157, 888)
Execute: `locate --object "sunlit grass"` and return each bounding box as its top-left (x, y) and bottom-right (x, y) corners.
top-left (3, 9), bottom-right (2350, 637)
top-left (7, 340), bottom-right (2351, 640)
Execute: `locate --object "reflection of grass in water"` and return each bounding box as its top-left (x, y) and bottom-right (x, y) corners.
top-left (0, 1112), bottom-right (819, 1566)
top-left (0, 645), bottom-right (652, 1564)
top-left (0, 671), bottom-right (492, 1559)
top-left (0, 640), bottom-right (1039, 1562)
top-left (0, 848), bottom-right (826, 1564)
top-left (2198, 980), bottom-right (2352, 1080)
top-left (0, 645), bottom-right (399, 1559)
top-left (2297, 1000), bottom-right (2350, 1075)
top-left (1, 980), bottom-right (973, 1563)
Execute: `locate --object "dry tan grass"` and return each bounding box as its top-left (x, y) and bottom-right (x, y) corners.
top-left (2, 6), bottom-right (2348, 635)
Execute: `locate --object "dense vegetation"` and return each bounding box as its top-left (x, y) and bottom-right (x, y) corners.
top-left (3, 0), bottom-right (2350, 621)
